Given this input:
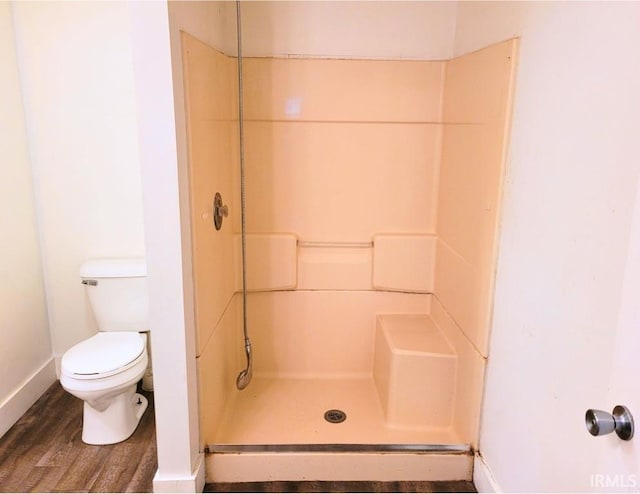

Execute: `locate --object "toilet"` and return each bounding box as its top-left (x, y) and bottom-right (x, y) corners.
top-left (60, 258), bottom-right (151, 445)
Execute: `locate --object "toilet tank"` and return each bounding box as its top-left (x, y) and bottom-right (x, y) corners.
top-left (80, 258), bottom-right (149, 333)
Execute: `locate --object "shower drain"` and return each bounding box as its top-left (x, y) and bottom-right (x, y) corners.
top-left (324, 409), bottom-right (347, 424)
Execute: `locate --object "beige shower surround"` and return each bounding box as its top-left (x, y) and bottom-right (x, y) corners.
top-left (182, 32), bottom-right (517, 463)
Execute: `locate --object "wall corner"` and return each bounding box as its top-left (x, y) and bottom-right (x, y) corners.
top-left (473, 452), bottom-right (502, 493)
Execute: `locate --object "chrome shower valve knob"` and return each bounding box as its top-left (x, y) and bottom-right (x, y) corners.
top-left (213, 192), bottom-right (229, 231)
top-left (585, 405), bottom-right (634, 440)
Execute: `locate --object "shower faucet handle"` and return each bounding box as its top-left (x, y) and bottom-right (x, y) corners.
top-left (217, 204), bottom-right (229, 217)
top-left (213, 192), bottom-right (228, 231)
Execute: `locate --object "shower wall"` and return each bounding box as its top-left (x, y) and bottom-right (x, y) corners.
top-left (187, 37), bottom-right (517, 449)
top-left (434, 40), bottom-right (518, 442)
top-left (435, 40), bottom-right (518, 357)
top-left (242, 57), bottom-right (443, 295)
top-left (243, 58), bottom-right (443, 241)
top-left (182, 33), bottom-right (238, 349)
top-left (238, 57), bottom-right (444, 385)
top-left (181, 33), bottom-right (243, 444)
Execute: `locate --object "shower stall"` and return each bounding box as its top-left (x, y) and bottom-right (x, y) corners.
top-left (174, 1), bottom-right (517, 483)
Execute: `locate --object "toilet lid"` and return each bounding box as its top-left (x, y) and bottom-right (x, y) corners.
top-left (62, 332), bottom-right (145, 378)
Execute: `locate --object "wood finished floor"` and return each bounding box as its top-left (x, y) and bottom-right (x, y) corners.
top-left (0, 382), bottom-right (156, 493)
top-left (205, 481), bottom-right (476, 493)
top-left (0, 382), bottom-right (476, 493)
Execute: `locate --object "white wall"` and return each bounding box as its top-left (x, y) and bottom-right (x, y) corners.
top-left (12, 1), bottom-right (146, 365)
top-left (454, 2), bottom-right (640, 491)
top-left (241, 0), bottom-right (457, 59)
top-left (593, 156), bottom-right (640, 492)
top-left (129, 2), bottom-right (235, 492)
top-left (0, 2), bottom-right (55, 439)
top-left (5, 1), bottom-right (228, 488)
top-left (131, 1), bottom-right (237, 491)
top-left (128, 2), bottom-right (199, 487)
top-left (130, 2), bottom-right (235, 491)
top-left (9, 1), bottom-right (205, 489)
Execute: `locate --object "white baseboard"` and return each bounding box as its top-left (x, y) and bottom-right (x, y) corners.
top-left (473, 452), bottom-right (501, 493)
top-left (0, 357), bottom-right (57, 439)
top-left (153, 452), bottom-right (205, 493)
top-left (54, 354), bottom-right (62, 378)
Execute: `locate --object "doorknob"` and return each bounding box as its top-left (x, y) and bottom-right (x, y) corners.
top-left (213, 192), bottom-right (228, 231)
top-left (585, 405), bottom-right (634, 440)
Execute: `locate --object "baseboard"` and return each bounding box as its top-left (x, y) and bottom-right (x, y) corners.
top-left (54, 354), bottom-right (62, 378)
top-left (153, 452), bottom-right (205, 493)
top-left (0, 357), bottom-right (57, 439)
top-left (473, 452), bottom-right (501, 492)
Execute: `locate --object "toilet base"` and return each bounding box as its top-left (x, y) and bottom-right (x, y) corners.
top-left (81, 385), bottom-right (148, 445)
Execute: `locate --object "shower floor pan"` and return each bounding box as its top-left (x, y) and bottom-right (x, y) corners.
top-left (206, 376), bottom-right (471, 482)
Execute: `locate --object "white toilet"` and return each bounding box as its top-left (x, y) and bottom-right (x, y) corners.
top-left (60, 258), bottom-right (151, 445)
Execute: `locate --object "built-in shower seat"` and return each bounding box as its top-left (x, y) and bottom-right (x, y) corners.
top-left (374, 314), bottom-right (457, 429)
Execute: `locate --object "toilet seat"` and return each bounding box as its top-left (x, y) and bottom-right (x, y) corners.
top-left (62, 332), bottom-right (145, 380)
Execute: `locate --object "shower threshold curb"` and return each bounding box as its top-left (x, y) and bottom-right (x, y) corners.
top-left (206, 443), bottom-right (470, 454)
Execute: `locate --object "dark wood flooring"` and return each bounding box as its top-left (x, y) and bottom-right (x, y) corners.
top-left (0, 382), bottom-right (475, 493)
top-left (0, 382), bottom-right (156, 493)
top-left (205, 480), bottom-right (476, 493)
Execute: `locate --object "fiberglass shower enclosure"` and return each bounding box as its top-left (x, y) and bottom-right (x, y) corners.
top-left (179, 1), bottom-right (517, 483)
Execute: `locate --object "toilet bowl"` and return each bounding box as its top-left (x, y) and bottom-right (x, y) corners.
top-left (60, 258), bottom-right (151, 445)
top-left (61, 332), bottom-right (149, 444)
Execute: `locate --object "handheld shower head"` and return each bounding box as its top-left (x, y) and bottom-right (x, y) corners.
top-left (236, 367), bottom-right (252, 390)
top-left (236, 338), bottom-right (253, 390)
